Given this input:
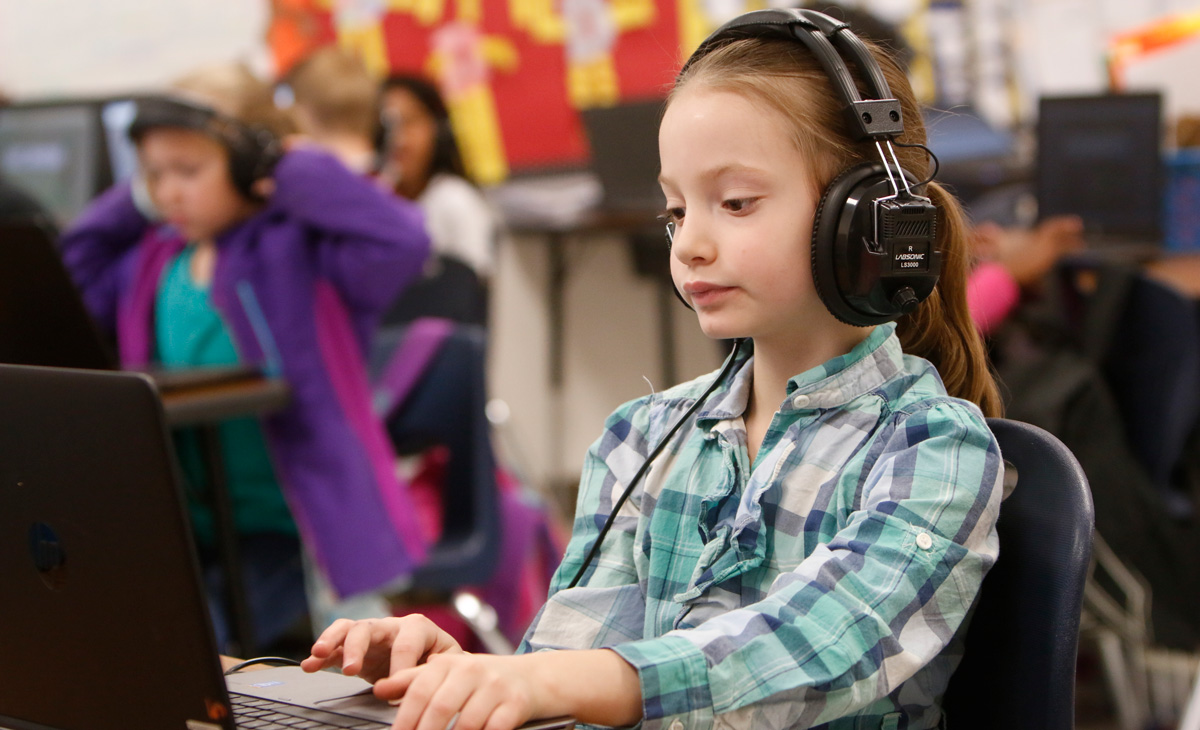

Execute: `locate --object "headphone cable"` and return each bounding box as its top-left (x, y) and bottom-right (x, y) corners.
top-left (892, 141), bottom-right (940, 187)
top-left (567, 338), bottom-right (745, 589)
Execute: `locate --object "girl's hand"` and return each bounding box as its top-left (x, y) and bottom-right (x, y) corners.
top-left (382, 649), bottom-right (644, 730)
top-left (378, 653), bottom-right (539, 730)
top-left (300, 615), bottom-right (464, 683)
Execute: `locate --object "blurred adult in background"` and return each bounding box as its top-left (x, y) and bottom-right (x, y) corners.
top-left (285, 45), bottom-right (381, 175)
top-left (378, 74), bottom-right (499, 326)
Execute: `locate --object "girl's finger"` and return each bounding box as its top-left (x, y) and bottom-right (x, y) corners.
top-left (389, 662), bottom-right (453, 730)
top-left (341, 620), bottom-right (387, 675)
top-left (373, 665), bottom-right (417, 701)
top-left (413, 666), bottom-right (477, 730)
top-left (453, 678), bottom-right (515, 730)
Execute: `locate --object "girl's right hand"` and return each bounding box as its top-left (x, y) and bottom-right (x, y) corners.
top-left (300, 615), bottom-right (465, 683)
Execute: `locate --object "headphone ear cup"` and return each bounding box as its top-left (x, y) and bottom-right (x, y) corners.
top-left (811, 163), bottom-right (885, 326)
top-left (811, 163), bottom-right (940, 326)
top-left (227, 126), bottom-right (283, 200)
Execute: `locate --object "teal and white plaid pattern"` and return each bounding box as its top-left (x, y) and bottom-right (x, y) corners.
top-left (521, 324), bottom-right (1003, 730)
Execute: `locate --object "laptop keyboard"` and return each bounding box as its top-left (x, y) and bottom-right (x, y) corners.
top-left (231, 693), bottom-right (389, 729)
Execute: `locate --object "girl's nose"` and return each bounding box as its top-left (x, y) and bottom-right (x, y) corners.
top-left (669, 217), bottom-right (714, 265)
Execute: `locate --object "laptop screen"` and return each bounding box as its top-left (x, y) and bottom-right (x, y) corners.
top-left (0, 364), bottom-right (237, 730)
top-left (1036, 93), bottom-right (1164, 245)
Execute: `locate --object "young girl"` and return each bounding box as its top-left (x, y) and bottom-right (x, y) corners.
top-left (60, 63), bottom-right (432, 649)
top-left (302, 10), bottom-right (1003, 729)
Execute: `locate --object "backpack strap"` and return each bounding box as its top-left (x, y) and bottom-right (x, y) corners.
top-left (373, 317), bottom-right (455, 421)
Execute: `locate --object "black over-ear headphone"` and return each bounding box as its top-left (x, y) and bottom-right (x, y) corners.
top-left (128, 96), bottom-right (284, 201)
top-left (671, 8), bottom-right (941, 327)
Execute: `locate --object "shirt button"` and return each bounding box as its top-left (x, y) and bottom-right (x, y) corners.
top-left (669, 720), bottom-right (685, 730)
top-left (792, 394), bottom-right (810, 408)
top-left (916, 532), bottom-right (934, 550)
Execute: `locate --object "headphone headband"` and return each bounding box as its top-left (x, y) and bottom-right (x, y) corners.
top-left (682, 9), bottom-right (903, 141)
top-left (129, 95), bottom-right (283, 200)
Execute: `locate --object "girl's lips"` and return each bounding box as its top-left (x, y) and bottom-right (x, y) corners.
top-left (684, 282), bottom-right (735, 307)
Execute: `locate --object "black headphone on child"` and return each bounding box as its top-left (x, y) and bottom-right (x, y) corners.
top-left (568, 9), bottom-right (942, 589)
top-left (670, 8), bottom-right (941, 328)
top-left (128, 96), bottom-right (284, 201)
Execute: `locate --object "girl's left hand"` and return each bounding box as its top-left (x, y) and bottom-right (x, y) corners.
top-left (376, 652), bottom-right (539, 730)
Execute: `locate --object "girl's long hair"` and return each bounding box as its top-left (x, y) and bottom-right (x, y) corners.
top-left (674, 37), bottom-right (1002, 417)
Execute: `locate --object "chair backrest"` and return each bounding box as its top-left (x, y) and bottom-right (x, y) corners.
top-left (941, 417), bottom-right (1095, 730)
top-left (374, 321), bottom-right (501, 591)
top-left (382, 255), bottom-right (489, 328)
top-left (1098, 272), bottom-right (1200, 515)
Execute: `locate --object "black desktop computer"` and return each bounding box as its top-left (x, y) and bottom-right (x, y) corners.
top-left (1036, 92), bottom-right (1164, 257)
top-left (0, 96), bottom-right (142, 229)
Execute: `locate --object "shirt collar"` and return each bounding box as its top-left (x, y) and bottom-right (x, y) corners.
top-left (699, 323), bottom-right (903, 420)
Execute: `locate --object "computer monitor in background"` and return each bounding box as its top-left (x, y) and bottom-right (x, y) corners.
top-left (0, 96), bottom-right (143, 231)
top-left (1037, 92), bottom-right (1164, 252)
top-left (0, 101), bottom-right (110, 229)
top-left (579, 99), bottom-right (664, 215)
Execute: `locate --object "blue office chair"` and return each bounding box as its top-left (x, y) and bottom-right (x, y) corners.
top-left (941, 417), bottom-right (1095, 730)
top-left (372, 321), bottom-right (502, 591)
top-left (368, 320), bottom-right (514, 653)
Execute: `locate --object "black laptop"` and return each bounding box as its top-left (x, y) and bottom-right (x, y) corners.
top-left (0, 362), bottom-right (574, 730)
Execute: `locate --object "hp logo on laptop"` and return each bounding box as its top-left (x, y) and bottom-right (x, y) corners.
top-left (29, 521), bottom-right (68, 590)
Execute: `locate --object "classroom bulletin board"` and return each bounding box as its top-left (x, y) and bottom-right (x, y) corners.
top-left (267, 0), bottom-right (768, 183)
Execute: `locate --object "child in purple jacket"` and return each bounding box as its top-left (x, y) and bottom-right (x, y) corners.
top-left (60, 63), bottom-right (431, 650)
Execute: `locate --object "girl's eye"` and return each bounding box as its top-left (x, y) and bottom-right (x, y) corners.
top-left (660, 208), bottom-right (684, 246)
top-left (724, 198), bottom-right (757, 213)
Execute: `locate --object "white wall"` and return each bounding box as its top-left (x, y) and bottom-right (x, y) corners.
top-left (488, 230), bottom-right (721, 492)
top-left (0, 0), bottom-right (269, 99)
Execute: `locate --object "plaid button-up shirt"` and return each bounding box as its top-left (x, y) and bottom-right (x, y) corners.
top-left (520, 324), bottom-right (1003, 730)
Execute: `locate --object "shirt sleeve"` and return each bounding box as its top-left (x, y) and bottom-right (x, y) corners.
top-left (521, 395), bottom-right (660, 653)
top-left (609, 400), bottom-right (1003, 730)
top-left (967, 261), bottom-right (1020, 336)
top-left (423, 176), bottom-right (497, 278)
top-left (268, 147), bottom-right (431, 317)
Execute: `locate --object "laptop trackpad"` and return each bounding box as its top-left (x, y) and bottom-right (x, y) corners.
top-left (227, 665), bottom-right (397, 723)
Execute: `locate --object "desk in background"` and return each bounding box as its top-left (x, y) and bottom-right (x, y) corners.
top-left (161, 375), bottom-right (291, 658)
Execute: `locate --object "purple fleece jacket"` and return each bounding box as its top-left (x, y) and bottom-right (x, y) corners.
top-left (61, 148), bottom-right (431, 598)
